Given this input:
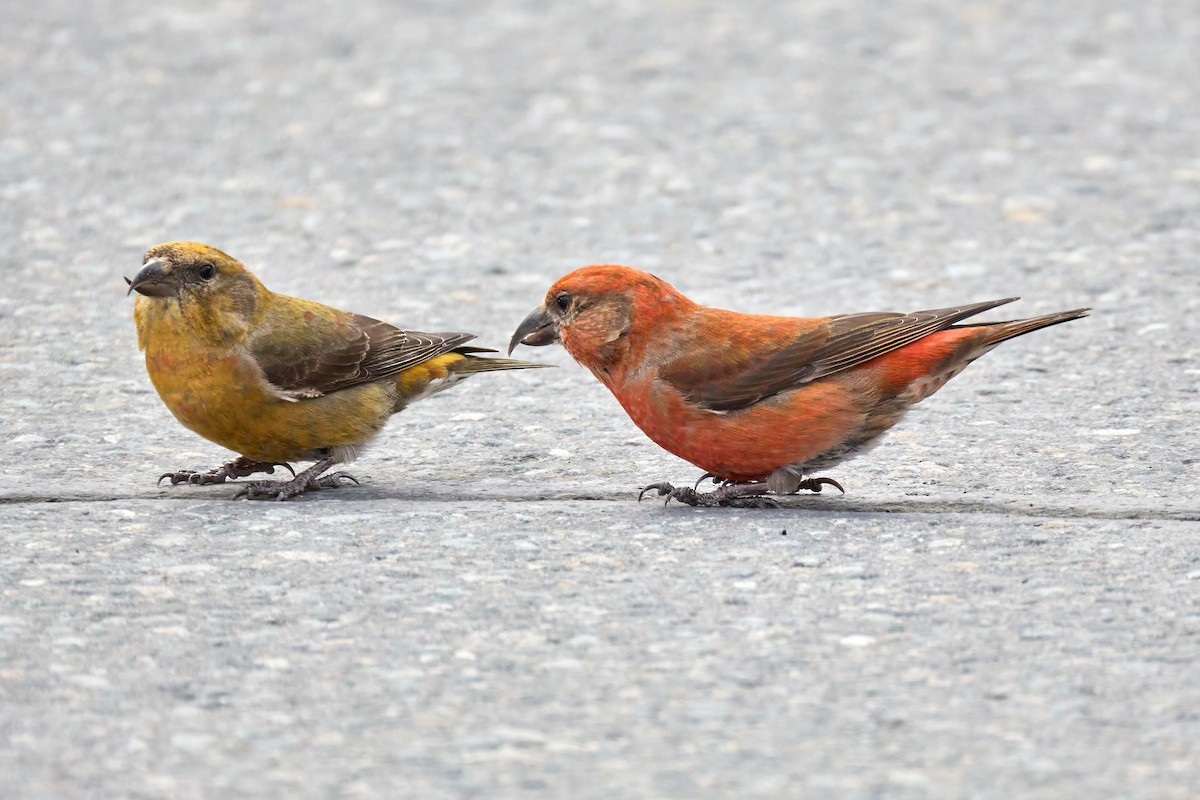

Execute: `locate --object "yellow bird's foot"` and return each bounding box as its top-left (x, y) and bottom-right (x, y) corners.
top-left (233, 457), bottom-right (359, 501)
top-left (637, 481), bottom-right (781, 509)
top-left (159, 456), bottom-right (295, 486)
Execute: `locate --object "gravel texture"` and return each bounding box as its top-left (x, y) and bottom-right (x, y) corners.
top-left (1, 0), bottom-right (1198, 797)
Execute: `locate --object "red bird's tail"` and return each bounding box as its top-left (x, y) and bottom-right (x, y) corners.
top-left (871, 304), bottom-right (1090, 404)
top-left (967, 307), bottom-right (1092, 346)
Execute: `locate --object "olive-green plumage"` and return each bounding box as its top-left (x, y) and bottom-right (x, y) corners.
top-left (130, 241), bottom-right (546, 499)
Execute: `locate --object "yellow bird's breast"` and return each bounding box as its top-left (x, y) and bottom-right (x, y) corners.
top-left (139, 329), bottom-right (395, 463)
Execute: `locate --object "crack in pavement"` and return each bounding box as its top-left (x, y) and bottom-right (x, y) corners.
top-left (0, 490), bottom-right (1195, 521)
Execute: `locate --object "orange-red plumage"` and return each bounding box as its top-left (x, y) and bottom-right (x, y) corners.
top-left (510, 265), bottom-right (1088, 507)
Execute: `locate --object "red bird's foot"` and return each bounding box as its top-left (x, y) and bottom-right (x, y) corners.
top-left (692, 473), bottom-right (752, 491)
top-left (158, 457), bottom-right (296, 487)
top-left (233, 457), bottom-right (359, 501)
top-left (638, 482), bottom-right (781, 509)
top-left (795, 476), bottom-right (845, 494)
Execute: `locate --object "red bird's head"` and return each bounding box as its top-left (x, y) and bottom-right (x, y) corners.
top-left (508, 264), bottom-right (694, 378)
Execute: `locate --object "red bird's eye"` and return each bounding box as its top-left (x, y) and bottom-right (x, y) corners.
top-left (199, 263), bottom-right (216, 280)
top-left (554, 292), bottom-right (571, 311)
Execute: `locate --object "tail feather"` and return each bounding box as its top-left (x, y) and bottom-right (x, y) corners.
top-left (968, 308), bottom-right (1091, 345)
top-left (389, 349), bottom-right (552, 411)
top-left (450, 348), bottom-right (554, 374)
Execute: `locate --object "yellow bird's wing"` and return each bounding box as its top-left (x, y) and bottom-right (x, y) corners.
top-left (247, 304), bottom-right (475, 399)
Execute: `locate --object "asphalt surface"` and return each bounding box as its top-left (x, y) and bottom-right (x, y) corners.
top-left (2, 1), bottom-right (1198, 797)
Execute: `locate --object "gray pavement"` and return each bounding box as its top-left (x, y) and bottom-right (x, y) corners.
top-left (1, 1), bottom-right (1198, 797)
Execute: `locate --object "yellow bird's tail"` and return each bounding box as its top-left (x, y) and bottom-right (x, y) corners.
top-left (390, 347), bottom-right (552, 410)
top-left (448, 346), bottom-right (555, 374)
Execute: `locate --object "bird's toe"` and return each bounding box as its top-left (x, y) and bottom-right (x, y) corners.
top-left (158, 470), bottom-right (201, 486)
top-left (638, 483), bottom-right (676, 502)
top-left (313, 472), bottom-right (359, 490)
top-left (724, 495), bottom-right (781, 509)
top-left (797, 476), bottom-right (845, 494)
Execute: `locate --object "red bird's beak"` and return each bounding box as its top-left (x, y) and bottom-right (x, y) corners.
top-left (127, 258), bottom-right (179, 298)
top-left (508, 307), bottom-right (560, 354)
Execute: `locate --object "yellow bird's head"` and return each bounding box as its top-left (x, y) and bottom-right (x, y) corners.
top-left (127, 241), bottom-right (245, 298)
top-left (128, 242), bottom-right (267, 349)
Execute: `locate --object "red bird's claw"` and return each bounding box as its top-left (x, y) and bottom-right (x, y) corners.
top-left (637, 482), bottom-right (708, 507)
top-left (638, 483), bottom-right (676, 502)
top-left (798, 476), bottom-right (845, 494)
top-left (639, 480), bottom-right (782, 508)
top-left (728, 495), bottom-right (781, 509)
top-left (665, 487), bottom-right (704, 507)
top-left (692, 473), bottom-right (718, 490)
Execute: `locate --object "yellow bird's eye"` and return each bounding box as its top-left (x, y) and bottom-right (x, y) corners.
top-left (199, 263), bottom-right (216, 280)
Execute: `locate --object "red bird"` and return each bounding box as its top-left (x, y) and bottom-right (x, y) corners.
top-left (509, 265), bottom-right (1088, 507)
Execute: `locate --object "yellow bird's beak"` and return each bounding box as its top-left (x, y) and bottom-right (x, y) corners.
top-left (127, 258), bottom-right (179, 298)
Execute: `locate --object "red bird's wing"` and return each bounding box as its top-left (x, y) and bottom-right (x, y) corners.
top-left (665, 298), bottom-right (1018, 412)
top-left (249, 313), bottom-right (476, 398)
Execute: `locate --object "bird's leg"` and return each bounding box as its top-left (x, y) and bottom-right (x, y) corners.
top-left (639, 481), bottom-right (780, 509)
top-left (795, 476), bottom-right (845, 495)
top-left (159, 456), bottom-right (296, 487)
top-left (233, 457), bottom-right (359, 501)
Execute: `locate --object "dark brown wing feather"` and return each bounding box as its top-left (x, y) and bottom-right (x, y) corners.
top-left (252, 313), bottom-right (476, 396)
top-left (671, 298), bottom-right (1019, 412)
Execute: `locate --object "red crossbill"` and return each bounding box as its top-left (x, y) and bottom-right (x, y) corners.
top-left (510, 265), bottom-right (1088, 508)
top-left (128, 241), bottom-right (546, 500)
